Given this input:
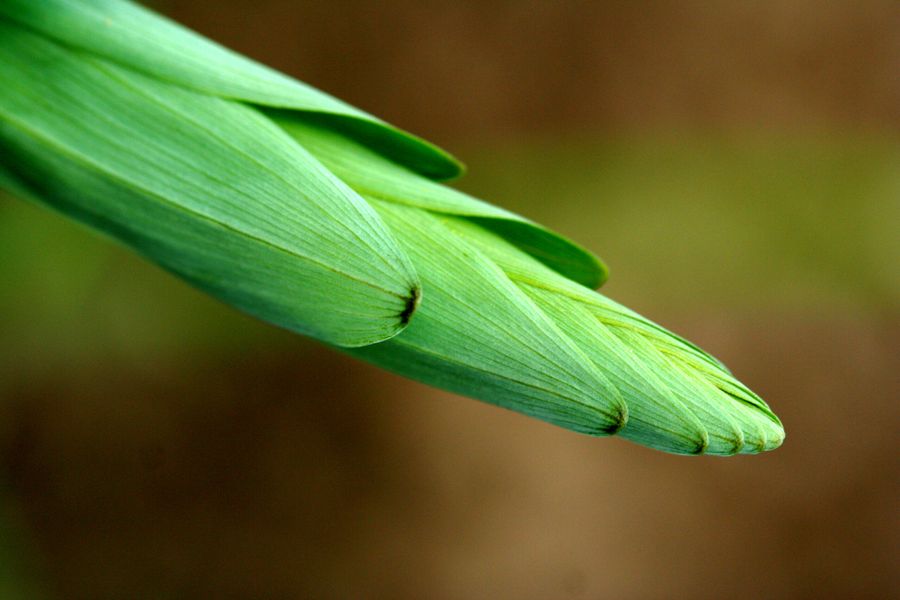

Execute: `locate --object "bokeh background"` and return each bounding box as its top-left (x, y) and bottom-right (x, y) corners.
top-left (1, 1), bottom-right (898, 598)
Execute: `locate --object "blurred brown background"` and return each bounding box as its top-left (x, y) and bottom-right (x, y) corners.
top-left (1, 1), bottom-right (898, 598)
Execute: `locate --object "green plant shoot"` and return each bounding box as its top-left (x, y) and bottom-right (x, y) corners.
top-left (0, 0), bottom-right (784, 455)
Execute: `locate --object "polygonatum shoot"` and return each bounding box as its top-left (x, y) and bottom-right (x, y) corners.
top-left (0, 0), bottom-right (784, 455)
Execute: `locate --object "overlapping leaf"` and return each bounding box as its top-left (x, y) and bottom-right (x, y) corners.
top-left (444, 218), bottom-right (784, 454)
top-left (0, 23), bottom-right (418, 347)
top-left (277, 123), bottom-right (785, 454)
top-left (274, 117), bottom-right (608, 288)
top-left (350, 199), bottom-right (627, 435)
top-left (0, 0), bottom-right (785, 454)
top-left (0, 0), bottom-right (606, 290)
top-left (0, 0), bottom-right (461, 181)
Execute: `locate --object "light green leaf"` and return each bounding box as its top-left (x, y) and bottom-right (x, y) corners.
top-left (443, 216), bottom-right (784, 454)
top-left (0, 0), bottom-right (462, 180)
top-left (349, 200), bottom-right (628, 435)
top-left (0, 23), bottom-right (419, 347)
top-left (275, 114), bottom-right (783, 454)
top-left (0, 0), bottom-right (785, 455)
top-left (275, 116), bottom-right (608, 289)
top-left (348, 199), bottom-right (782, 453)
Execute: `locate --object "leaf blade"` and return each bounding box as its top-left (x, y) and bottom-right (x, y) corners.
top-left (0, 0), bottom-right (463, 180)
top-left (444, 216), bottom-right (784, 454)
top-left (0, 23), bottom-right (419, 347)
top-left (350, 199), bottom-right (628, 435)
top-left (275, 116), bottom-right (609, 289)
